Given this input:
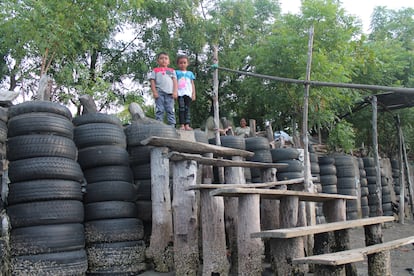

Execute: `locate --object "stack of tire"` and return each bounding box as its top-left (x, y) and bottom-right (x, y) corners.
top-left (363, 157), bottom-right (379, 217)
top-left (309, 147), bottom-right (325, 224)
top-left (318, 156), bottom-right (337, 195)
top-left (334, 155), bottom-right (359, 220)
top-left (381, 171), bottom-right (393, 216)
top-left (6, 101), bottom-right (87, 275)
top-left (73, 112), bottom-right (146, 275)
top-left (391, 159), bottom-right (400, 197)
top-left (245, 137), bottom-right (272, 183)
top-left (125, 119), bottom-right (178, 241)
top-left (271, 147), bottom-right (303, 183)
top-left (358, 158), bottom-right (370, 218)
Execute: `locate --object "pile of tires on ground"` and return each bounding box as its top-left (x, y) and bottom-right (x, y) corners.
top-left (271, 147), bottom-right (303, 183)
top-left (244, 137), bottom-right (272, 183)
top-left (73, 112), bottom-right (146, 275)
top-left (309, 146), bottom-right (326, 224)
top-left (6, 101), bottom-right (87, 275)
top-left (125, 118), bottom-right (178, 242)
top-left (358, 158), bottom-right (369, 218)
top-left (0, 106), bottom-right (7, 274)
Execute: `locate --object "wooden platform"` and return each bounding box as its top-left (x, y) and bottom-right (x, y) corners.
top-left (210, 188), bottom-right (357, 202)
top-left (292, 236), bottom-right (414, 266)
top-left (251, 216), bottom-right (395, 239)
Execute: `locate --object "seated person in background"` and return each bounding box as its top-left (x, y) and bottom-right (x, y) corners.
top-left (234, 118), bottom-right (251, 138)
top-left (205, 115), bottom-right (232, 139)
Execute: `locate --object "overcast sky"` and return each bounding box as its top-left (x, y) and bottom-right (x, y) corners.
top-left (279, 0), bottom-right (414, 32)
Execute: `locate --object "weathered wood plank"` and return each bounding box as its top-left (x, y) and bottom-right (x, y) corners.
top-left (141, 136), bottom-right (254, 158)
top-left (185, 177), bottom-right (317, 191)
top-left (168, 151), bottom-right (287, 168)
top-left (210, 188), bottom-right (357, 202)
top-left (251, 216), bottom-right (395, 239)
top-left (292, 236), bottom-right (414, 266)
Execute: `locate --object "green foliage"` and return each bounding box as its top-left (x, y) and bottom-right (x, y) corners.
top-left (327, 120), bottom-right (355, 153)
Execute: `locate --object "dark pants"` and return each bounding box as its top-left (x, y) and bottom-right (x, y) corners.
top-left (178, 95), bottom-right (192, 125)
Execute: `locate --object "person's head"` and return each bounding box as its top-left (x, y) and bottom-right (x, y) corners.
top-left (156, 52), bottom-right (170, 67)
top-left (176, 55), bottom-right (189, 71)
top-left (240, 118), bottom-right (247, 127)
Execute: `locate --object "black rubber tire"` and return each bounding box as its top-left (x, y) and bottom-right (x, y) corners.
top-left (359, 169), bottom-right (367, 178)
top-left (7, 134), bottom-right (77, 161)
top-left (220, 135), bottom-right (246, 150)
top-left (11, 249), bottom-right (88, 275)
top-left (84, 201), bottom-right (138, 221)
top-left (366, 176), bottom-right (378, 185)
top-left (127, 145), bottom-right (153, 165)
top-left (319, 164), bottom-right (337, 175)
top-left (270, 148), bottom-right (300, 162)
top-left (322, 184), bottom-right (337, 194)
top-left (8, 179), bottom-right (82, 204)
top-left (8, 101), bottom-right (72, 119)
top-left (74, 123), bottom-right (126, 149)
top-left (245, 137), bottom-right (270, 151)
top-left (7, 200), bottom-right (84, 228)
top-left (194, 129), bottom-right (208, 144)
top-left (84, 218), bottom-right (144, 244)
top-left (318, 156), bottom-right (335, 165)
top-left (311, 162), bottom-right (320, 174)
top-left (336, 177), bottom-right (357, 189)
top-left (72, 113), bottom-right (122, 127)
top-left (10, 223), bottom-right (85, 256)
top-left (334, 155), bottom-right (354, 166)
top-left (336, 165), bottom-right (356, 178)
top-left (135, 200), bottom-right (152, 222)
top-left (277, 171), bottom-right (303, 181)
top-left (125, 122), bottom-right (178, 146)
top-left (135, 179), bottom-right (151, 201)
top-left (86, 241), bottom-right (146, 272)
top-left (364, 167), bottom-right (377, 176)
top-left (360, 196), bottom-right (369, 207)
top-left (249, 149), bottom-right (272, 163)
top-left (78, 145), bottom-right (129, 169)
top-left (319, 175), bottom-right (337, 186)
top-left (83, 165), bottom-right (133, 183)
top-left (310, 153), bottom-right (318, 163)
top-left (131, 163), bottom-right (152, 180)
top-left (84, 181), bottom-right (137, 203)
top-left (337, 187), bottom-right (357, 196)
top-left (8, 112), bottom-right (74, 139)
top-left (8, 157), bottom-right (84, 183)
top-left (277, 159), bottom-right (304, 173)
top-left (362, 157), bottom-right (375, 168)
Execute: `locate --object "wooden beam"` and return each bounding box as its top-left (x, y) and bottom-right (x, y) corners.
top-left (141, 136), bottom-right (254, 158)
top-left (168, 151), bottom-right (286, 168)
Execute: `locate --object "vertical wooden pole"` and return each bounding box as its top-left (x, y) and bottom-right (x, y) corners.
top-left (172, 160), bottom-right (199, 275)
top-left (148, 147), bottom-right (174, 272)
top-left (364, 224), bottom-right (391, 276)
top-left (396, 115), bottom-right (405, 223)
top-left (303, 25), bottom-right (316, 259)
top-left (212, 46), bottom-right (221, 146)
top-left (371, 96), bottom-right (383, 216)
top-left (224, 156), bottom-right (245, 275)
top-left (200, 153), bottom-right (229, 275)
top-left (401, 131), bottom-right (414, 215)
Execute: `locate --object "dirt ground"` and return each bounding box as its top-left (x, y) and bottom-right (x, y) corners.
top-left (350, 218), bottom-right (414, 276)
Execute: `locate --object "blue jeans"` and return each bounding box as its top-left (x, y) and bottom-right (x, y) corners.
top-left (155, 90), bottom-right (176, 125)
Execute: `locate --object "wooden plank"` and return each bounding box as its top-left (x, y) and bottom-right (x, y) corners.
top-left (210, 188), bottom-right (357, 202)
top-left (141, 136), bottom-right (254, 158)
top-left (251, 216), bottom-right (395, 239)
top-left (293, 236), bottom-right (414, 266)
top-left (168, 151), bottom-right (287, 168)
top-left (185, 177), bottom-right (318, 191)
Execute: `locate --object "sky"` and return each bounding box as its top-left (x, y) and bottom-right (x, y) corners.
top-left (279, 0), bottom-right (414, 33)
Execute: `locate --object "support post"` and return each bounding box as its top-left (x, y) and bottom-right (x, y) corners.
top-left (371, 96), bottom-right (383, 216)
top-left (396, 115), bottom-right (405, 223)
top-left (364, 223), bottom-right (391, 276)
top-left (172, 159), bottom-right (199, 275)
top-left (148, 147), bottom-right (174, 272)
top-left (200, 153), bottom-right (229, 275)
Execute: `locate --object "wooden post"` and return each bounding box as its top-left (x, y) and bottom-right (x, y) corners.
top-left (401, 131), bottom-right (414, 215)
top-left (396, 115), bottom-right (405, 223)
top-left (303, 26), bottom-right (316, 258)
top-left (249, 119), bottom-right (256, 137)
top-left (200, 153), bottom-right (230, 275)
top-left (364, 224), bottom-right (391, 276)
top-left (224, 156), bottom-right (245, 275)
top-left (321, 199), bottom-right (357, 276)
top-left (79, 95), bottom-right (98, 114)
top-left (270, 195), bottom-right (306, 275)
top-left (148, 147), bottom-right (174, 272)
top-left (371, 96), bottom-right (383, 216)
top-left (172, 159), bottom-right (199, 275)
